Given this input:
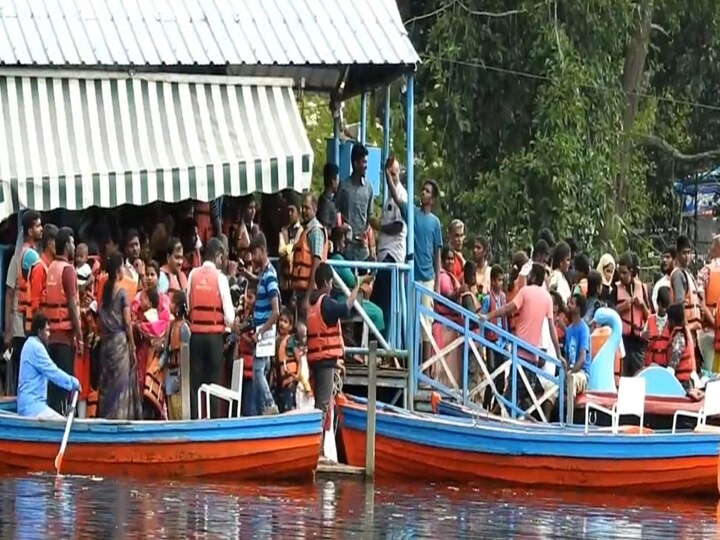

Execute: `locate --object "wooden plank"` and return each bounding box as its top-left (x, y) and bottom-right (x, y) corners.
top-left (365, 341), bottom-right (378, 480)
top-left (316, 463), bottom-right (365, 476)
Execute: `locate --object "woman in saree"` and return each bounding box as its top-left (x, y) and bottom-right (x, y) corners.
top-left (132, 260), bottom-right (171, 419)
top-left (97, 252), bottom-right (142, 420)
top-left (432, 246), bottom-right (463, 390)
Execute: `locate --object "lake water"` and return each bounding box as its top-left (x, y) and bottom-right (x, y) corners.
top-left (0, 473), bottom-right (715, 539)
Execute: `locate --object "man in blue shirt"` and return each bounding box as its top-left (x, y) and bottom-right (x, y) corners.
top-left (17, 313), bottom-right (80, 419)
top-left (564, 294), bottom-right (591, 399)
top-left (385, 169), bottom-right (442, 360)
top-left (250, 233), bottom-right (280, 415)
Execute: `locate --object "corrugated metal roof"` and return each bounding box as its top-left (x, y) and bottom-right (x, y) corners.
top-left (0, 0), bottom-right (419, 95)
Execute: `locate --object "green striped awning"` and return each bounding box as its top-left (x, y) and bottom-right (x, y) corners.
top-left (0, 71), bottom-right (313, 219)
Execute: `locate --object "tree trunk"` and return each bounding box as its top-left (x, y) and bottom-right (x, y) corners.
top-left (614, 0), bottom-right (654, 217)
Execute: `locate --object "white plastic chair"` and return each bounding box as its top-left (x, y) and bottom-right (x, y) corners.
top-left (584, 377), bottom-right (646, 434)
top-left (672, 379), bottom-right (720, 433)
top-left (197, 358), bottom-right (244, 419)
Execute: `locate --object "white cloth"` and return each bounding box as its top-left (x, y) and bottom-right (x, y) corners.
top-left (377, 182), bottom-right (407, 263)
top-left (549, 269), bottom-right (571, 304)
top-left (651, 274), bottom-right (671, 312)
top-left (34, 405), bottom-right (64, 421)
top-left (186, 261), bottom-right (236, 329)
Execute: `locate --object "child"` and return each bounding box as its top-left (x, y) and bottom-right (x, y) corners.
top-left (293, 322), bottom-right (314, 410)
top-left (274, 308), bottom-right (298, 413)
top-left (550, 290), bottom-right (567, 349)
top-left (75, 242), bottom-right (93, 293)
top-left (643, 286), bottom-right (670, 367)
top-left (238, 284), bottom-right (257, 416)
top-left (564, 295), bottom-right (591, 398)
top-left (665, 302), bottom-right (696, 391)
top-left (481, 265), bottom-right (507, 367)
top-left (583, 270), bottom-right (604, 326)
top-left (160, 290), bottom-right (191, 420)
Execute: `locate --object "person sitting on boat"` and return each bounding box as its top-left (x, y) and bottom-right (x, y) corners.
top-left (642, 286), bottom-right (670, 367)
top-left (564, 294), bottom-right (591, 398)
top-left (17, 313), bottom-right (80, 420)
top-left (613, 252), bottom-right (650, 377)
top-left (665, 302), bottom-right (697, 391)
top-left (583, 270), bottom-right (604, 327)
top-left (273, 308), bottom-right (298, 413)
top-left (159, 290), bottom-right (191, 420)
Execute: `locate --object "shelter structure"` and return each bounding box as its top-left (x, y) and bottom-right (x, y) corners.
top-left (0, 0), bottom-right (420, 396)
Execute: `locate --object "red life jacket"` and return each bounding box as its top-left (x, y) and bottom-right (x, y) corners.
top-left (644, 314), bottom-right (670, 367)
top-left (668, 326), bottom-right (695, 382)
top-left (188, 266), bottom-right (225, 334)
top-left (616, 280), bottom-right (647, 339)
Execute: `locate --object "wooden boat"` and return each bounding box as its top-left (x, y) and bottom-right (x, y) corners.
top-left (0, 397), bottom-right (322, 480)
top-left (337, 394), bottom-right (720, 496)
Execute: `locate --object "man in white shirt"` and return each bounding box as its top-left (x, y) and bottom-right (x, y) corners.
top-left (371, 157), bottom-right (407, 337)
top-left (651, 246), bottom-right (675, 312)
top-left (123, 229), bottom-right (141, 285)
top-left (186, 238), bottom-right (237, 418)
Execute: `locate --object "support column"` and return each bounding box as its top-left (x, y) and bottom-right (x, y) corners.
top-left (404, 73), bottom-right (416, 410)
top-left (359, 92), bottom-right (368, 145)
top-left (332, 101), bottom-right (341, 167)
top-left (382, 86), bottom-right (391, 202)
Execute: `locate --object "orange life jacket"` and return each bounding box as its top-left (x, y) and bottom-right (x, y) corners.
top-left (16, 242), bottom-right (35, 331)
top-left (26, 253), bottom-right (51, 333)
top-left (434, 269), bottom-right (462, 324)
top-left (450, 251), bottom-right (465, 283)
top-left (307, 294), bottom-right (344, 363)
top-left (644, 314), bottom-right (670, 367)
top-left (144, 353), bottom-right (167, 419)
top-left (43, 260), bottom-right (77, 333)
top-left (670, 268), bottom-right (702, 332)
top-left (188, 265), bottom-right (225, 334)
top-left (276, 334), bottom-right (299, 389)
top-left (161, 264), bottom-right (188, 293)
top-left (238, 333), bottom-right (254, 379)
top-left (669, 326), bottom-right (695, 382)
top-left (705, 266), bottom-right (720, 309)
top-left (291, 222), bottom-right (328, 291)
top-left (615, 280), bottom-right (647, 339)
top-left (86, 389), bottom-right (99, 418)
top-left (484, 291), bottom-right (507, 342)
top-left (164, 319), bottom-right (185, 369)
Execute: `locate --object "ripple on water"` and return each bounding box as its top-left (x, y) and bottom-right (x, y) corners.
top-left (0, 474), bottom-right (716, 539)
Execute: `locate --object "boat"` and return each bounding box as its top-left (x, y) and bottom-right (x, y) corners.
top-left (337, 394), bottom-right (720, 496)
top-left (0, 397), bottom-right (322, 480)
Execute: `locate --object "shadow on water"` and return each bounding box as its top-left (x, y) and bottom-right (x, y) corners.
top-left (0, 473), bottom-right (716, 539)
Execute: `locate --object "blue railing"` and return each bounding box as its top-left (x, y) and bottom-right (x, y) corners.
top-left (412, 283), bottom-right (567, 423)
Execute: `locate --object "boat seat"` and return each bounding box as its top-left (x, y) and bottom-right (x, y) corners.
top-left (584, 376), bottom-right (646, 434)
top-left (197, 358), bottom-right (243, 419)
top-left (672, 379), bottom-right (720, 433)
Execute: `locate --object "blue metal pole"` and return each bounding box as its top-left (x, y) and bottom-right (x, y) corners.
top-left (382, 86), bottom-right (391, 202)
top-left (359, 92), bottom-right (367, 145)
top-left (405, 73), bottom-right (415, 411)
top-left (390, 266), bottom-right (397, 349)
top-left (332, 114), bottom-right (340, 167)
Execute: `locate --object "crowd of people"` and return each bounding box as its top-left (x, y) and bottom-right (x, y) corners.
top-left (3, 139), bottom-right (718, 434)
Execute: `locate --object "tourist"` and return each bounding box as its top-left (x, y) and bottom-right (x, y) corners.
top-left (596, 253), bottom-right (616, 306)
top-left (307, 263), bottom-right (361, 454)
top-left (613, 252), bottom-right (649, 376)
top-left (651, 246), bottom-right (675, 312)
top-left (249, 233), bottom-right (280, 416)
top-left (459, 261), bottom-right (480, 314)
top-left (291, 193), bottom-right (328, 320)
top-left (671, 236), bottom-right (702, 339)
top-left (583, 270), bottom-right (604, 326)
top-left (564, 295), bottom-right (591, 399)
top-left (238, 283), bottom-right (256, 416)
top-left (3, 249), bottom-right (26, 396)
top-left (506, 250), bottom-right (529, 333)
top-left (665, 302), bottom-right (696, 390)
top-left (571, 253), bottom-right (591, 297)
top-left (643, 286), bottom-right (671, 367)
top-left (44, 227), bottom-right (82, 414)
top-left (448, 220), bottom-right (466, 282)
top-left (329, 226), bottom-right (385, 336)
top-left (74, 242), bottom-right (92, 294)
top-left (179, 218), bottom-right (202, 275)
top-left (97, 252), bottom-right (141, 420)
top-left (472, 236), bottom-right (492, 294)
top-left (520, 240), bottom-right (550, 288)
top-left (373, 157), bottom-right (407, 336)
top-left (274, 308), bottom-right (297, 413)
top-left (482, 264), bottom-right (508, 370)
top-left (187, 238), bottom-right (235, 419)
top-left (385, 175), bottom-right (443, 360)
top-left (317, 162), bottom-right (340, 231)
top-left (123, 229), bottom-right (142, 287)
top-left (17, 313), bottom-right (80, 420)
top-left (433, 246), bottom-right (462, 387)
top-left (278, 192), bottom-right (303, 306)
top-left (160, 290), bottom-right (190, 420)
top-left (336, 143), bottom-right (374, 262)
top-left (697, 236), bottom-right (720, 371)
top-left (159, 237), bottom-right (187, 294)
top-left (549, 241), bottom-right (572, 304)
top-left (27, 224), bottom-right (57, 335)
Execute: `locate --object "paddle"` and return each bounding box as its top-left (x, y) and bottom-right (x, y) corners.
top-left (54, 391), bottom-right (79, 475)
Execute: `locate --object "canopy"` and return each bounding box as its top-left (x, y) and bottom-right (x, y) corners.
top-left (0, 71), bottom-right (313, 219)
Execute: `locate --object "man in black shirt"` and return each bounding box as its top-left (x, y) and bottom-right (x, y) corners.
top-left (317, 163), bottom-right (339, 231)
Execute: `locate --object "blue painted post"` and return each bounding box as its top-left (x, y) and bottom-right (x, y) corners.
top-left (382, 86), bottom-right (391, 202)
top-left (360, 92), bottom-right (368, 145)
top-left (510, 341), bottom-right (518, 419)
top-left (462, 318), bottom-right (469, 405)
top-left (389, 266), bottom-right (397, 349)
top-left (405, 73), bottom-right (415, 410)
top-left (332, 104), bottom-right (341, 167)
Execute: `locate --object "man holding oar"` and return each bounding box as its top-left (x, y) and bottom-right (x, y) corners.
top-left (17, 313), bottom-right (80, 420)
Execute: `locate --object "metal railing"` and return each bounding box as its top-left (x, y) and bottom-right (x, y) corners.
top-left (412, 283), bottom-right (567, 423)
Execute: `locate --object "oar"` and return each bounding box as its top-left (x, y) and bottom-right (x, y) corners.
top-left (54, 390), bottom-right (79, 475)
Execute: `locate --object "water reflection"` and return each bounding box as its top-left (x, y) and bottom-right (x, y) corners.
top-left (0, 474), bottom-right (715, 539)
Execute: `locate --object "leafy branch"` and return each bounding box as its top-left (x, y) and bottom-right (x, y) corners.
top-left (637, 134), bottom-right (720, 163)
